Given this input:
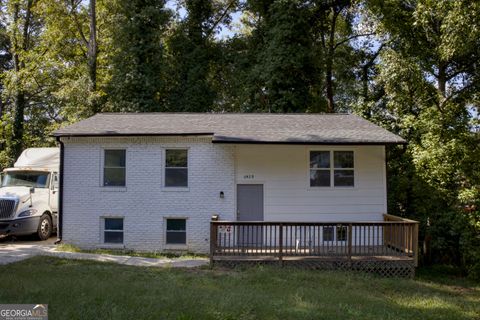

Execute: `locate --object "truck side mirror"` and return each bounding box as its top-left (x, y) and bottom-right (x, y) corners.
top-left (30, 187), bottom-right (35, 194)
top-left (52, 174), bottom-right (59, 190)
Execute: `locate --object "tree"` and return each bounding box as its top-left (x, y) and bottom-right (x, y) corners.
top-left (0, 2), bottom-right (12, 125)
top-left (368, 0), bottom-right (480, 276)
top-left (239, 0), bottom-right (316, 112)
top-left (166, 0), bottom-right (238, 112)
top-left (106, 0), bottom-right (171, 112)
top-left (0, 0), bottom-right (45, 167)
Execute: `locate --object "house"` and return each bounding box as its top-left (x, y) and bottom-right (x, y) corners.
top-left (53, 113), bottom-right (416, 273)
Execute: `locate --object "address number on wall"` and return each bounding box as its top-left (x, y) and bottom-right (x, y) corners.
top-left (243, 174), bottom-right (255, 179)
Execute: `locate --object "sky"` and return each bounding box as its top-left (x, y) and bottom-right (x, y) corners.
top-left (165, 0), bottom-right (242, 39)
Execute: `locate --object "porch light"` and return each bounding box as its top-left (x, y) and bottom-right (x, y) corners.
top-left (219, 191), bottom-right (224, 199)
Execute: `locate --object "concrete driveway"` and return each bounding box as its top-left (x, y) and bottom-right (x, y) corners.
top-left (0, 235), bottom-right (209, 268)
top-left (0, 235), bottom-right (56, 265)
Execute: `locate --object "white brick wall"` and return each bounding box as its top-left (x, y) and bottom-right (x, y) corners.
top-left (61, 136), bottom-right (235, 253)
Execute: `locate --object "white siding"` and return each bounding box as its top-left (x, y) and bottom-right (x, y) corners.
top-left (61, 136), bottom-right (235, 253)
top-left (61, 137), bottom-right (387, 253)
top-left (235, 144), bottom-right (386, 222)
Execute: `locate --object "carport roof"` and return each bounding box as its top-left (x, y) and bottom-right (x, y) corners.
top-left (53, 113), bottom-right (406, 145)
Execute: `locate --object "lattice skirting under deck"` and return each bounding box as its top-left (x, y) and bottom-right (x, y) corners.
top-left (212, 259), bottom-right (415, 278)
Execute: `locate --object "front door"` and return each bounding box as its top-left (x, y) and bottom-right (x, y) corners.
top-left (237, 184), bottom-right (264, 246)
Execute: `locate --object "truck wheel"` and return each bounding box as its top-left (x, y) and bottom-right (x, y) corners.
top-left (37, 214), bottom-right (52, 240)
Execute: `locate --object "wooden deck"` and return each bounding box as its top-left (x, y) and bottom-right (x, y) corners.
top-left (210, 214), bottom-right (419, 276)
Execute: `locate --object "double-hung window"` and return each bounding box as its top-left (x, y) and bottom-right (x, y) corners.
top-left (165, 149), bottom-right (188, 187)
top-left (310, 151), bottom-right (331, 187)
top-left (104, 150), bottom-right (126, 186)
top-left (103, 218), bottom-right (124, 244)
top-left (310, 151), bottom-right (354, 187)
top-left (333, 151), bottom-right (354, 187)
top-left (166, 219), bottom-right (186, 244)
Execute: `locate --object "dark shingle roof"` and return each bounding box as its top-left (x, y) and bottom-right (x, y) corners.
top-left (53, 113), bottom-right (406, 145)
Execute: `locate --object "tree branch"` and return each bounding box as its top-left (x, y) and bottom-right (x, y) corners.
top-left (69, 0), bottom-right (89, 47)
top-left (439, 81), bottom-right (476, 110)
top-left (206, 0), bottom-right (237, 38)
top-left (334, 32), bottom-right (375, 50)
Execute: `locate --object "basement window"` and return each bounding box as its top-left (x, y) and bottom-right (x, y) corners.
top-left (323, 226), bottom-right (334, 242)
top-left (336, 226), bottom-right (347, 242)
top-left (166, 219), bottom-right (186, 244)
top-left (323, 226), bottom-right (347, 242)
top-left (103, 218), bottom-right (124, 244)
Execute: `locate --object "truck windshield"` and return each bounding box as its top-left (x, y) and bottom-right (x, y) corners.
top-left (1, 171), bottom-right (50, 188)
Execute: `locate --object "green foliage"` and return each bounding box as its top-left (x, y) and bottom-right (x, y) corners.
top-left (245, 0), bottom-right (315, 112)
top-left (164, 0), bottom-right (218, 112)
top-left (106, 0), bottom-right (171, 112)
top-left (368, 0), bottom-right (480, 278)
top-left (0, 0), bottom-right (478, 278)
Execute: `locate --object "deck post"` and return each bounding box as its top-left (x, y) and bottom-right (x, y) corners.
top-left (413, 222), bottom-right (419, 267)
top-left (210, 221), bottom-right (217, 266)
top-left (348, 223), bottom-right (353, 266)
top-left (279, 224), bottom-right (283, 267)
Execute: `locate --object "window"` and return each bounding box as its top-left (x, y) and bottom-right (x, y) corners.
top-left (310, 151), bottom-right (354, 187)
top-left (334, 151), bottom-right (354, 187)
top-left (336, 226), bottom-right (347, 241)
top-left (1, 171), bottom-right (50, 188)
top-left (104, 218), bottom-right (124, 244)
top-left (104, 150), bottom-right (126, 186)
top-left (166, 219), bottom-right (186, 244)
top-left (323, 226), bottom-right (334, 242)
top-left (323, 226), bottom-right (347, 242)
top-left (165, 149), bottom-right (188, 187)
top-left (310, 151), bottom-right (330, 187)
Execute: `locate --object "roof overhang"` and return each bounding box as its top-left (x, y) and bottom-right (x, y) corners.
top-left (211, 140), bottom-right (407, 145)
top-left (54, 133), bottom-right (406, 145)
top-left (53, 132), bottom-right (214, 138)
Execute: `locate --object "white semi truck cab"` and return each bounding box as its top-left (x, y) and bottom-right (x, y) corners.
top-left (0, 148), bottom-right (59, 240)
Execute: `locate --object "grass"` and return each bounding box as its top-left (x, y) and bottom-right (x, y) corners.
top-left (56, 243), bottom-right (207, 260)
top-left (1, 257), bottom-right (479, 320)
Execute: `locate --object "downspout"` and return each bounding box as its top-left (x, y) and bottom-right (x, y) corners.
top-left (54, 136), bottom-right (64, 245)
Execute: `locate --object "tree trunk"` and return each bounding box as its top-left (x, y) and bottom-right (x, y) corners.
top-left (325, 9), bottom-right (338, 113)
top-left (88, 0), bottom-right (98, 113)
top-left (437, 62), bottom-right (447, 111)
top-left (0, 94), bottom-right (3, 119)
top-left (12, 92), bottom-right (25, 159)
top-left (361, 64), bottom-right (370, 118)
top-left (11, 0), bottom-right (33, 161)
top-left (361, 45), bottom-right (383, 119)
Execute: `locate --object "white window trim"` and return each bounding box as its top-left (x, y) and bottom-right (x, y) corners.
top-left (100, 216), bottom-right (125, 247)
top-left (162, 148), bottom-right (190, 191)
top-left (100, 148), bottom-right (127, 190)
top-left (164, 217), bottom-right (188, 248)
top-left (308, 149), bottom-right (356, 189)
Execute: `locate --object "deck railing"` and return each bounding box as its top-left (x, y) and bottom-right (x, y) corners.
top-left (210, 214), bottom-right (419, 266)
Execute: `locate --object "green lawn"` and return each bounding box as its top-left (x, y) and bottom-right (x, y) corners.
top-left (1, 257), bottom-right (478, 320)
